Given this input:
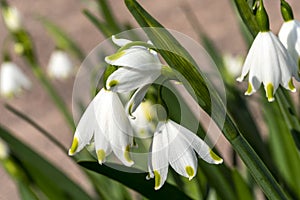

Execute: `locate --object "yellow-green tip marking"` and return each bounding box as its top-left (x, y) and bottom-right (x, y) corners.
top-left (154, 170), bottom-right (161, 190)
top-left (185, 166), bottom-right (195, 180)
top-left (245, 82), bottom-right (253, 95)
top-left (108, 80), bottom-right (119, 89)
top-left (209, 149), bottom-right (223, 164)
top-left (68, 137), bottom-right (78, 156)
top-left (288, 79), bottom-right (296, 92)
top-left (266, 83), bottom-right (275, 102)
top-left (97, 149), bottom-right (106, 164)
top-left (124, 145), bottom-right (134, 165)
top-left (106, 51), bottom-right (125, 61)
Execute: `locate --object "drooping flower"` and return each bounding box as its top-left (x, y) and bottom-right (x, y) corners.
top-left (0, 61), bottom-right (31, 98)
top-left (104, 47), bottom-right (162, 93)
top-left (105, 36), bottom-right (164, 116)
top-left (222, 54), bottom-right (243, 78)
top-left (237, 31), bottom-right (299, 102)
top-left (129, 101), bottom-right (157, 139)
top-left (279, 19), bottom-right (300, 67)
top-left (147, 119), bottom-right (223, 190)
top-left (1, 5), bottom-right (21, 31)
top-left (68, 88), bottom-right (134, 166)
top-left (47, 50), bottom-right (74, 79)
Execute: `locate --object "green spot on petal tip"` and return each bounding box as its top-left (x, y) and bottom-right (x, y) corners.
top-left (68, 137), bottom-right (78, 156)
top-left (185, 166), bottom-right (194, 180)
top-left (97, 149), bottom-right (106, 164)
top-left (154, 170), bottom-right (161, 190)
top-left (245, 83), bottom-right (253, 95)
top-left (266, 83), bottom-right (274, 102)
top-left (108, 80), bottom-right (119, 88)
top-left (106, 51), bottom-right (125, 61)
top-left (209, 149), bottom-right (223, 164)
top-left (124, 145), bottom-right (134, 165)
top-left (288, 79), bottom-right (296, 92)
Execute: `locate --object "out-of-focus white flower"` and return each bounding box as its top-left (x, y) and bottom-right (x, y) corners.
top-left (68, 88), bottom-right (134, 166)
top-left (0, 62), bottom-right (31, 98)
top-left (2, 6), bottom-right (21, 31)
top-left (237, 31), bottom-right (299, 102)
top-left (147, 119), bottom-right (223, 190)
top-left (129, 101), bottom-right (156, 139)
top-left (47, 50), bottom-right (74, 79)
top-left (279, 19), bottom-right (300, 67)
top-left (0, 138), bottom-right (9, 160)
top-left (223, 54), bottom-right (243, 78)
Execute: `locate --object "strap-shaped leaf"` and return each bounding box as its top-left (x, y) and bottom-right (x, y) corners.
top-left (79, 161), bottom-right (193, 200)
top-left (0, 126), bottom-right (93, 200)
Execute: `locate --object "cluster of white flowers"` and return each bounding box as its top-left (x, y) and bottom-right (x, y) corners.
top-left (237, 0), bottom-right (300, 102)
top-left (0, 50), bottom-right (74, 98)
top-left (68, 36), bottom-right (223, 190)
top-left (0, 4), bottom-right (74, 98)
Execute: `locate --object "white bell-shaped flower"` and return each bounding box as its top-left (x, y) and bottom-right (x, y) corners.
top-left (279, 19), bottom-right (300, 67)
top-left (105, 48), bottom-right (162, 93)
top-left (147, 119), bottom-right (223, 190)
top-left (0, 62), bottom-right (31, 98)
top-left (68, 88), bottom-right (134, 166)
top-left (237, 31), bottom-right (299, 102)
top-left (2, 6), bottom-right (21, 31)
top-left (105, 36), bottom-right (162, 93)
top-left (129, 101), bottom-right (157, 139)
top-left (47, 50), bottom-right (73, 79)
top-left (223, 54), bottom-right (243, 78)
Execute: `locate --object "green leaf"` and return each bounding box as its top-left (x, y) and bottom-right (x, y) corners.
top-left (232, 169), bottom-right (253, 200)
top-left (79, 161), bottom-right (193, 200)
top-left (264, 97), bottom-right (300, 199)
top-left (17, 181), bottom-right (39, 200)
top-left (232, 0), bottom-right (259, 37)
top-left (39, 17), bottom-right (85, 60)
top-left (0, 126), bottom-right (93, 200)
top-left (83, 9), bottom-right (112, 37)
top-left (96, 0), bottom-right (121, 33)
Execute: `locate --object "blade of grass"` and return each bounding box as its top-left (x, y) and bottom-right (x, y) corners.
top-left (83, 9), bottom-right (112, 37)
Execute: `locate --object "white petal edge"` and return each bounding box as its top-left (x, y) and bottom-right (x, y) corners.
top-left (112, 35), bottom-right (132, 47)
top-left (106, 67), bottom-right (161, 93)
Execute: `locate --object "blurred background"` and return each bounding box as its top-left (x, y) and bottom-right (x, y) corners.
top-left (0, 0), bottom-right (299, 199)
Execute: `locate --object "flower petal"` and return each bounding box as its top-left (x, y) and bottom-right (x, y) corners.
top-left (97, 90), bottom-right (134, 166)
top-left (149, 122), bottom-right (169, 190)
top-left (47, 50), bottom-right (73, 79)
top-left (69, 93), bottom-right (102, 156)
top-left (166, 121), bottom-right (198, 180)
top-left (105, 48), bottom-right (162, 71)
top-left (126, 84), bottom-right (150, 116)
top-left (0, 62), bottom-right (31, 97)
top-left (106, 67), bottom-right (160, 93)
top-left (167, 120), bottom-right (223, 164)
top-left (112, 35), bottom-right (132, 47)
top-left (94, 124), bottom-right (112, 164)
